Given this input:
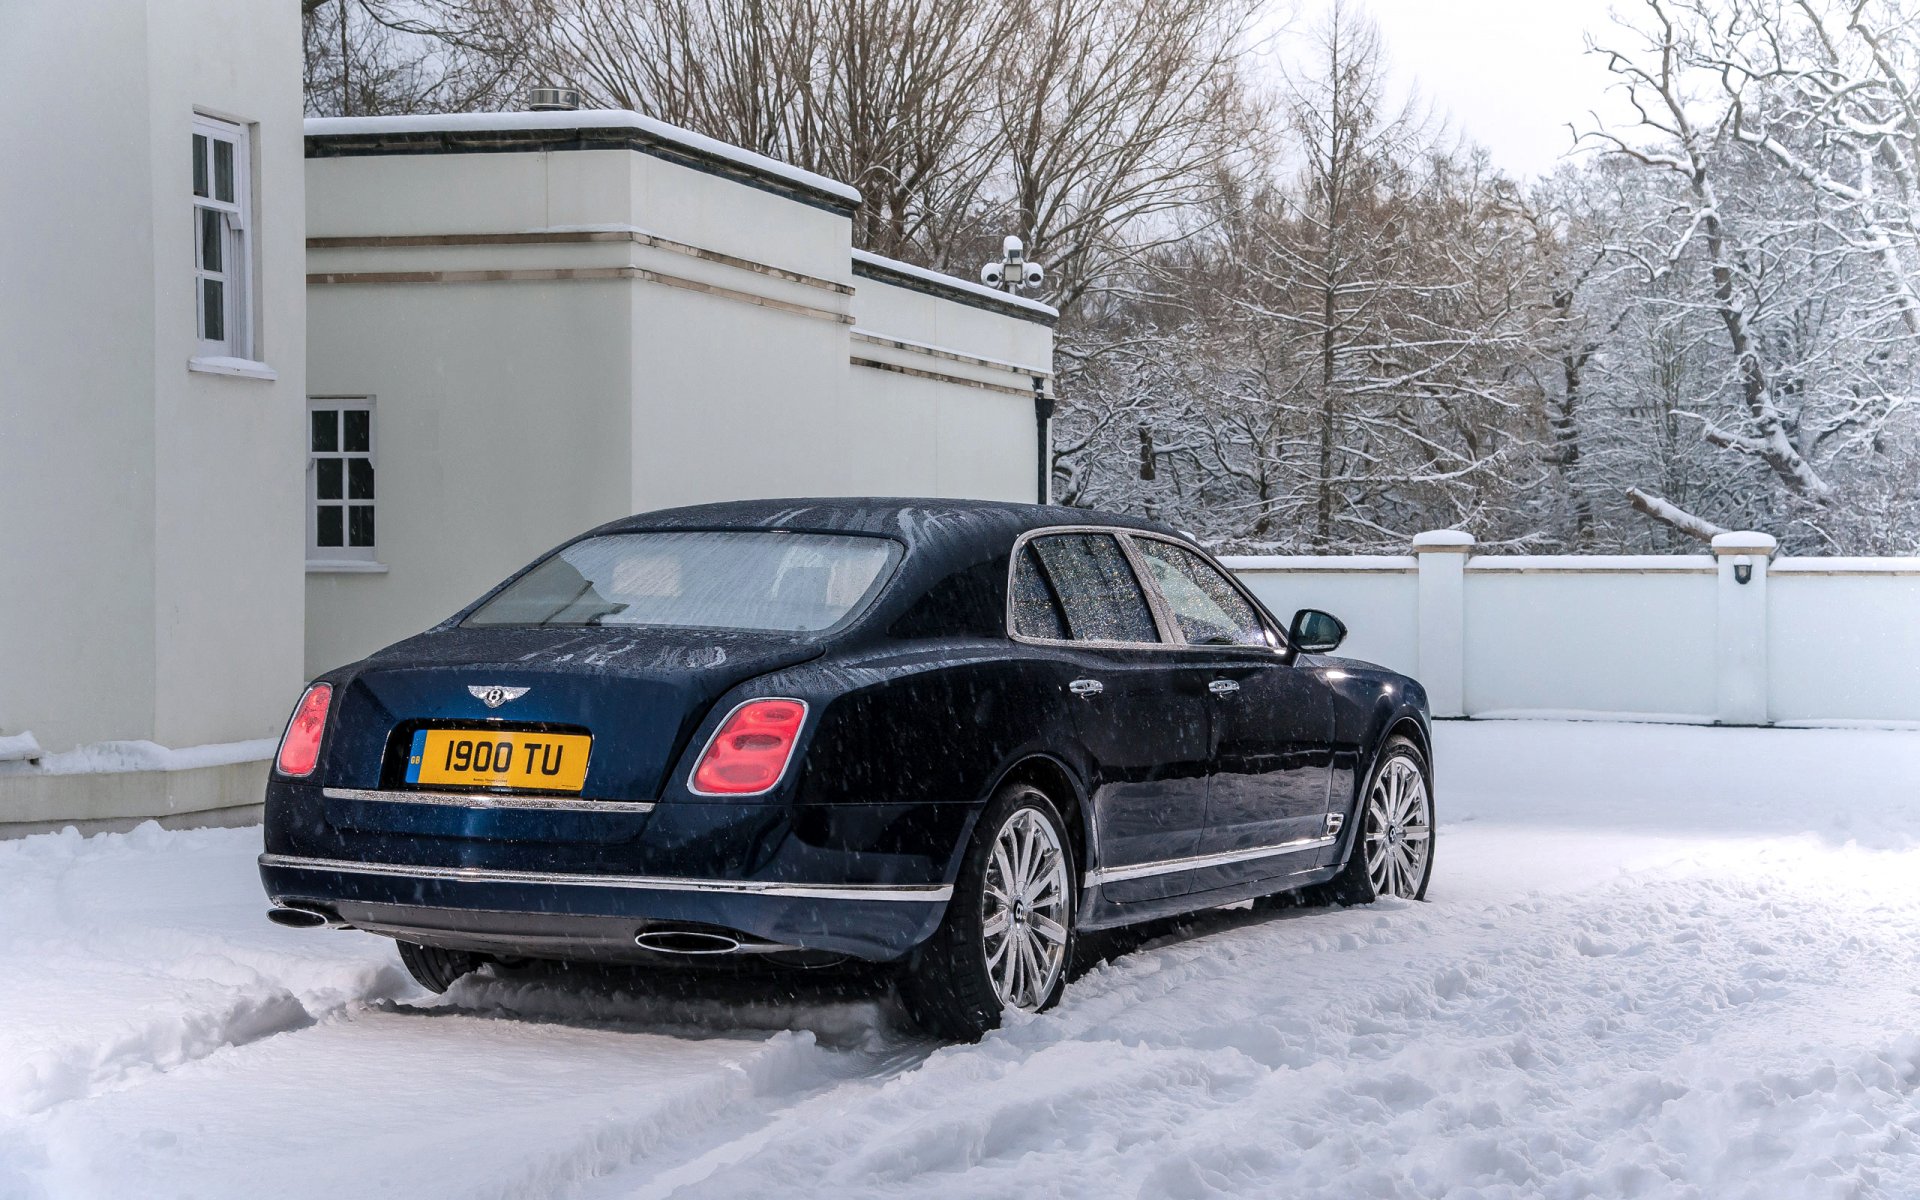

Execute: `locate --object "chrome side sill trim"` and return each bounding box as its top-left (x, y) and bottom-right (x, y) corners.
top-left (322, 786), bottom-right (655, 815)
top-left (1086, 835), bottom-right (1336, 885)
top-left (258, 853), bottom-right (954, 903)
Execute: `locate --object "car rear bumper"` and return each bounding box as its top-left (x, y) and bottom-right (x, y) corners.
top-left (259, 852), bottom-right (951, 961)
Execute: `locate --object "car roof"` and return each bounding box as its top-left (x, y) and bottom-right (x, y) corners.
top-left (595, 497), bottom-right (1183, 547)
top-left (579, 498), bottom-right (1196, 641)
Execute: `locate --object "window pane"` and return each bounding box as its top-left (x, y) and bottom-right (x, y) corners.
top-left (199, 208), bottom-right (222, 272)
top-left (348, 505), bottom-right (375, 548)
top-left (343, 409), bottom-right (370, 453)
top-left (1029, 534), bottom-right (1159, 644)
top-left (316, 458), bottom-right (343, 500)
top-left (466, 532), bottom-right (902, 633)
top-left (317, 505), bottom-right (343, 547)
top-left (193, 134), bottom-right (208, 197)
top-left (213, 138), bottom-right (234, 203)
top-left (1134, 539), bottom-right (1268, 647)
top-left (311, 410), bottom-right (337, 452)
top-left (201, 279), bottom-right (224, 342)
top-left (1010, 545), bottom-right (1068, 639)
top-left (347, 457), bottom-right (374, 500)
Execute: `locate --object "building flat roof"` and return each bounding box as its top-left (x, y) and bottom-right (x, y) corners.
top-left (305, 110), bottom-right (862, 212)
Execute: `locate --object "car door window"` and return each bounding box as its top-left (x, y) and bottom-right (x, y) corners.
top-left (1131, 538), bottom-right (1270, 647)
top-left (1009, 544), bottom-right (1069, 639)
top-left (1026, 534), bottom-right (1161, 644)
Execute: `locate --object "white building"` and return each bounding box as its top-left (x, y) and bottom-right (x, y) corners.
top-left (0, 0), bottom-right (309, 834)
top-left (0, 22), bottom-right (1056, 833)
top-left (300, 109), bottom-right (1056, 677)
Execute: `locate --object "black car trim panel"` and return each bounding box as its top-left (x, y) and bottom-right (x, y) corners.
top-left (259, 853), bottom-right (954, 902)
top-left (1086, 834), bottom-right (1335, 885)
top-left (322, 786), bottom-right (655, 815)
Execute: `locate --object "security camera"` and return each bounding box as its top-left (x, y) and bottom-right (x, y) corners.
top-left (979, 262), bottom-right (1005, 288)
top-left (1003, 234), bottom-right (1026, 261)
top-left (1021, 261), bottom-right (1046, 289)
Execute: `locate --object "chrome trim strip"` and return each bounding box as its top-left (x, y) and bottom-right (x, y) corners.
top-left (323, 786), bottom-right (654, 815)
top-left (1085, 835), bottom-right (1336, 885)
top-left (258, 853), bottom-right (953, 902)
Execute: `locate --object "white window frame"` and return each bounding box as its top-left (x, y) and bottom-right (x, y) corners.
top-left (307, 397), bottom-right (384, 571)
top-left (191, 114), bottom-right (255, 363)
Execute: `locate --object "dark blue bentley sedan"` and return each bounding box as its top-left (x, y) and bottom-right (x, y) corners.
top-left (261, 499), bottom-right (1433, 1039)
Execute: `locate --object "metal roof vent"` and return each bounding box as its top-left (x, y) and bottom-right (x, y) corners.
top-left (527, 87), bottom-right (582, 112)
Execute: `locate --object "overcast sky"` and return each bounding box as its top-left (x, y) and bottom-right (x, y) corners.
top-left (1334, 0), bottom-right (1639, 180)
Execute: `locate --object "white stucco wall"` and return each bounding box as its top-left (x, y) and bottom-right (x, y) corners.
top-left (1767, 562), bottom-right (1920, 724)
top-left (0, 0), bottom-right (305, 827)
top-left (1463, 561), bottom-right (1718, 720)
top-left (0, 0), bottom-right (160, 753)
top-left (1223, 558), bottom-right (1420, 678)
top-left (1228, 547), bottom-right (1920, 726)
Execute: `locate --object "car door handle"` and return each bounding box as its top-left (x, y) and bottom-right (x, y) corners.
top-left (1068, 678), bottom-right (1104, 697)
top-left (1208, 679), bottom-right (1241, 696)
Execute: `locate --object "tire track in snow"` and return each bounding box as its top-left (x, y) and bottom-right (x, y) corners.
top-left (593, 839), bottom-right (1920, 1199)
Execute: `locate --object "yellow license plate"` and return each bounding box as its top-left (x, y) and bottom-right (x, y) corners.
top-left (405, 728), bottom-right (592, 793)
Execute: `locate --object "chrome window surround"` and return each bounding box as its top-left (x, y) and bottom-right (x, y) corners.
top-left (1005, 525), bottom-right (1289, 655)
top-left (258, 852), bottom-right (953, 902)
top-left (323, 787), bottom-right (654, 814)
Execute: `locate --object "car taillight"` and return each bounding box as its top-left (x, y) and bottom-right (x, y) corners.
top-left (690, 698), bottom-right (808, 795)
top-left (275, 684), bottom-right (332, 777)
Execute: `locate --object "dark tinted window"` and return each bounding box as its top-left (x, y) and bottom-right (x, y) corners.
top-left (1027, 534), bottom-right (1160, 644)
top-left (1009, 545), bottom-right (1068, 639)
top-left (1133, 538), bottom-right (1269, 647)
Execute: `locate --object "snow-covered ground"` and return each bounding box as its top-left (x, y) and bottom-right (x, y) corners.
top-left (2, 721), bottom-right (1918, 1199)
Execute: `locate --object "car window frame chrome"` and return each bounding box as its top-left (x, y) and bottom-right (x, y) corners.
top-left (1004, 525), bottom-right (1178, 650)
top-left (1119, 530), bottom-right (1289, 655)
top-left (1005, 524), bottom-right (1292, 657)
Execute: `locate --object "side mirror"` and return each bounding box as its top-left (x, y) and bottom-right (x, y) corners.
top-left (1288, 608), bottom-right (1347, 655)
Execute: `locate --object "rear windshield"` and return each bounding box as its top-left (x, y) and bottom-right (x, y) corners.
top-left (464, 531), bottom-right (902, 633)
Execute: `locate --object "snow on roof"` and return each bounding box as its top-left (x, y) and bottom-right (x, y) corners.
top-left (303, 110), bottom-right (863, 207)
top-left (852, 249), bottom-right (1059, 320)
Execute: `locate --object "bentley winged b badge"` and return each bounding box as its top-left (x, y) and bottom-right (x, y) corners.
top-left (469, 685), bottom-right (530, 709)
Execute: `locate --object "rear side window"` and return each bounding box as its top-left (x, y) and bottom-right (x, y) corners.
top-left (465, 531), bottom-right (900, 633)
top-left (1132, 538), bottom-right (1270, 647)
top-left (1010, 545), bottom-right (1068, 639)
top-left (1024, 534), bottom-right (1161, 644)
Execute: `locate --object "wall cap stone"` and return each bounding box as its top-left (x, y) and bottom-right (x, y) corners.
top-left (1710, 531), bottom-right (1779, 557)
top-left (1412, 529), bottom-right (1475, 552)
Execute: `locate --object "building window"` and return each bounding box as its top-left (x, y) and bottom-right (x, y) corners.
top-left (193, 115), bottom-right (252, 360)
top-left (309, 399), bottom-right (377, 564)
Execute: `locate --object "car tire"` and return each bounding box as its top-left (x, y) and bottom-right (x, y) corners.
top-left (899, 783), bottom-right (1077, 1042)
top-left (396, 940), bottom-right (487, 993)
top-left (1312, 735), bottom-right (1435, 907)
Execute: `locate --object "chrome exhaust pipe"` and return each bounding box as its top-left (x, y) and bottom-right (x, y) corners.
top-left (634, 928), bottom-right (745, 955)
top-left (267, 904), bottom-right (347, 930)
top-left (632, 925), bottom-right (809, 956)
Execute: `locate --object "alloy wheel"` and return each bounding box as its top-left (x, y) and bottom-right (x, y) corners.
top-left (981, 807), bottom-right (1070, 1011)
top-left (1364, 756), bottom-right (1431, 899)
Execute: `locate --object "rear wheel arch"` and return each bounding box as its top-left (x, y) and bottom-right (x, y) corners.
top-left (987, 754), bottom-right (1088, 886)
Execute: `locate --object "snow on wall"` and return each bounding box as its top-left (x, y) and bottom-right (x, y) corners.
top-left (1230, 542), bottom-right (1920, 725)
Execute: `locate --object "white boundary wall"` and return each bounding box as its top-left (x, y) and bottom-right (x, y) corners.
top-left (1227, 532), bottom-right (1920, 726)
